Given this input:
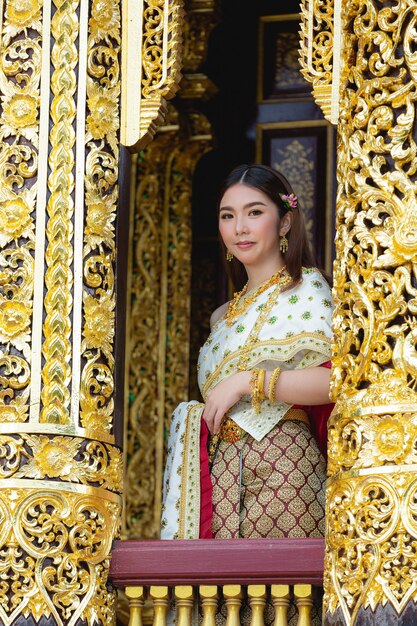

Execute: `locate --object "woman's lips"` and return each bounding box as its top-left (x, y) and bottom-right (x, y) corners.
top-left (235, 241), bottom-right (255, 249)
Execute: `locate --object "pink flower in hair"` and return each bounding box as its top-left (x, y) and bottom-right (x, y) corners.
top-left (279, 193), bottom-right (298, 211)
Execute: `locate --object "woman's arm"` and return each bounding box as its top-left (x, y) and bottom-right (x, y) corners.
top-left (202, 366), bottom-right (331, 434)
top-left (264, 367), bottom-right (331, 406)
top-left (237, 367), bottom-right (331, 406)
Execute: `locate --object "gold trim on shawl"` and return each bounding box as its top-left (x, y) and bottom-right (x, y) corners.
top-left (202, 332), bottom-right (332, 398)
top-left (178, 403), bottom-right (204, 539)
top-left (178, 404), bottom-right (194, 539)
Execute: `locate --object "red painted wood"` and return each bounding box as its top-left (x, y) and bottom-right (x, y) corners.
top-left (109, 538), bottom-right (324, 587)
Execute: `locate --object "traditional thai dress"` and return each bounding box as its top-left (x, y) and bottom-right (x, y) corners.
top-left (161, 267), bottom-right (333, 541)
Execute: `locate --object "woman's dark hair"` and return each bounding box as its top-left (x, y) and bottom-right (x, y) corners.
top-left (218, 163), bottom-right (318, 291)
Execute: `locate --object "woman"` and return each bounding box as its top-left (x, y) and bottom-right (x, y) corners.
top-left (161, 164), bottom-right (333, 542)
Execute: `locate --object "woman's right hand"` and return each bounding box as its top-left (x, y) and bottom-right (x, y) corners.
top-left (202, 371), bottom-right (251, 435)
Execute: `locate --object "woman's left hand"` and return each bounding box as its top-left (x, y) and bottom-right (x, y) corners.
top-left (202, 371), bottom-right (251, 435)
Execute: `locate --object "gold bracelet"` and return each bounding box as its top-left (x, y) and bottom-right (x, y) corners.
top-left (250, 368), bottom-right (265, 414)
top-left (257, 369), bottom-right (266, 402)
top-left (268, 367), bottom-right (282, 403)
top-left (250, 369), bottom-right (261, 413)
top-left (250, 369), bottom-right (259, 392)
top-left (250, 369), bottom-right (259, 412)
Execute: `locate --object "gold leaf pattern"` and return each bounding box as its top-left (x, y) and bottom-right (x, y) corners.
top-left (0, 434), bottom-right (122, 490)
top-left (125, 110), bottom-right (212, 539)
top-left (41, 0), bottom-right (80, 424)
top-left (324, 1), bottom-right (417, 623)
top-left (0, 0), bottom-right (39, 424)
top-left (80, 0), bottom-right (121, 438)
top-left (0, 489), bottom-right (120, 625)
top-left (299, 0), bottom-right (341, 123)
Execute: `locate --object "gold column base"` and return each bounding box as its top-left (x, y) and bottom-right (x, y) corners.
top-left (0, 481), bottom-right (121, 626)
top-left (325, 390), bottom-right (417, 625)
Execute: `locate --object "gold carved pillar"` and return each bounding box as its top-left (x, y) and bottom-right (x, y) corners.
top-left (301, 1), bottom-right (417, 624)
top-left (0, 0), bottom-right (183, 623)
top-left (125, 108), bottom-right (213, 539)
top-left (124, 0), bottom-right (217, 540)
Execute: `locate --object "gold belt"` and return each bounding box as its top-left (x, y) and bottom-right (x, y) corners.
top-left (218, 408), bottom-right (309, 443)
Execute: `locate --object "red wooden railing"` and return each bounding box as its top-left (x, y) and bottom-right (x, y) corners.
top-left (110, 537), bottom-right (325, 586)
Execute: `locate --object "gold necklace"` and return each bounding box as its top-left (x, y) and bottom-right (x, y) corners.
top-left (226, 266), bottom-right (290, 326)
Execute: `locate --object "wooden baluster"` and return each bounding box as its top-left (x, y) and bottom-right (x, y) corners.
top-left (200, 585), bottom-right (218, 626)
top-left (294, 584), bottom-right (313, 626)
top-left (150, 586), bottom-right (170, 626)
top-left (224, 584), bottom-right (243, 626)
top-left (248, 584), bottom-right (266, 626)
top-left (271, 585), bottom-right (290, 626)
top-left (126, 586), bottom-right (145, 626)
top-left (175, 586), bottom-right (194, 626)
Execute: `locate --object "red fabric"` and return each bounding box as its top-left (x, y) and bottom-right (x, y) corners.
top-left (306, 402), bottom-right (333, 461)
top-left (199, 420), bottom-right (213, 538)
top-left (312, 360), bottom-right (333, 460)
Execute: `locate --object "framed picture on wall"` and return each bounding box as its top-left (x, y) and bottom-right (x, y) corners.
top-left (256, 120), bottom-right (335, 274)
top-left (258, 14), bottom-right (313, 103)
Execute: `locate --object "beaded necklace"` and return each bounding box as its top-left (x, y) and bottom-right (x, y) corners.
top-left (202, 270), bottom-right (292, 396)
top-left (226, 266), bottom-right (289, 327)
top-left (237, 272), bottom-right (292, 370)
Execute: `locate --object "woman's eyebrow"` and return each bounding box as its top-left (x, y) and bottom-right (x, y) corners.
top-left (219, 201), bottom-right (267, 211)
top-left (244, 201), bottom-right (267, 208)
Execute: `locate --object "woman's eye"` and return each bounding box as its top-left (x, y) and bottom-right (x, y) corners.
top-left (220, 213), bottom-right (233, 220)
top-left (249, 209), bottom-right (263, 216)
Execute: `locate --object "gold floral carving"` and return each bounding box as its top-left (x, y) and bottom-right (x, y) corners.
top-left (325, 472), bottom-right (417, 621)
top-left (0, 486), bottom-right (121, 626)
top-left (142, 1), bottom-right (184, 99)
top-left (0, 0), bottom-right (40, 424)
top-left (139, 0), bottom-right (184, 146)
top-left (323, 1), bottom-right (417, 623)
top-left (275, 33), bottom-right (307, 90)
top-left (123, 0), bottom-right (216, 541)
top-left (0, 0), bottom-right (123, 620)
top-left (41, 0), bottom-right (80, 424)
top-left (0, 434), bottom-right (122, 491)
top-left (124, 109), bottom-right (212, 539)
top-left (299, 0), bottom-right (342, 124)
top-left (80, 0), bottom-right (121, 437)
top-left (0, 0), bottom-right (193, 618)
top-left (121, 0), bottom-right (185, 151)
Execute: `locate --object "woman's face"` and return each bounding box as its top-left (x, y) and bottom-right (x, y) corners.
top-left (219, 183), bottom-right (291, 268)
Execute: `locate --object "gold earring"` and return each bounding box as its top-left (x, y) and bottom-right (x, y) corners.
top-left (280, 234), bottom-right (288, 253)
top-left (226, 250), bottom-right (233, 262)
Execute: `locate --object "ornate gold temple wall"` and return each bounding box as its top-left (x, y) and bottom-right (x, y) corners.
top-left (301, 1), bottom-right (417, 624)
top-left (124, 0), bottom-right (217, 541)
top-left (0, 0), bottom-right (183, 623)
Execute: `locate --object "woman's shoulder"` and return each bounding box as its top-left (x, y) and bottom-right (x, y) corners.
top-left (210, 301), bottom-right (230, 328)
top-left (299, 267), bottom-right (332, 293)
top-left (299, 267), bottom-right (333, 320)
top-left (286, 268), bottom-right (332, 311)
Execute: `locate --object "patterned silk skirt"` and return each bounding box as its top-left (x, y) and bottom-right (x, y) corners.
top-left (211, 416), bottom-right (326, 539)
top-left (210, 415), bottom-right (326, 625)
